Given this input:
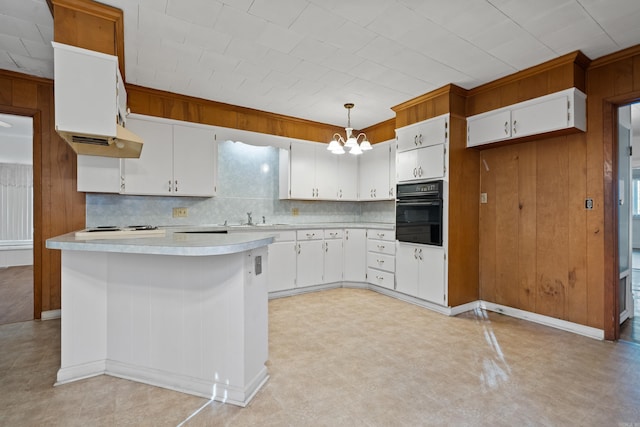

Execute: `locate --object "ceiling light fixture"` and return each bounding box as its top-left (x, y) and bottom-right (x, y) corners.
top-left (327, 103), bottom-right (372, 155)
top-left (0, 120), bottom-right (12, 128)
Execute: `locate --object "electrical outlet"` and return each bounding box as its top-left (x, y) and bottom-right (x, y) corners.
top-left (291, 207), bottom-right (299, 216)
top-left (173, 207), bottom-right (188, 218)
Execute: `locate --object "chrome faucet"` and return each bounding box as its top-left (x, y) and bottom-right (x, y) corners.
top-left (247, 212), bottom-right (253, 225)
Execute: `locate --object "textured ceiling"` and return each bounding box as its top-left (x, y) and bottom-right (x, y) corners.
top-left (1, 0), bottom-right (640, 130)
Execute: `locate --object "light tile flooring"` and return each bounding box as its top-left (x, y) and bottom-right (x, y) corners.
top-left (2, 288), bottom-right (640, 426)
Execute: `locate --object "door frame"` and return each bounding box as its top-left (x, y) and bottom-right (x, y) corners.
top-left (0, 106), bottom-right (42, 320)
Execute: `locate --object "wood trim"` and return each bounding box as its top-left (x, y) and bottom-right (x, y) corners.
top-left (589, 44), bottom-right (640, 70)
top-left (126, 84), bottom-right (346, 142)
top-left (391, 84), bottom-right (467, 113)
top-left (360, 118), bottom-right (396, 143)
top-left (602, 101), bottom-right (617, 340)
top-left (50, 0), bottom-right (125, 79)
top-left (0, 68), bottom-right (53, 86)
top-left (468, 51), bottom-right (591, 97)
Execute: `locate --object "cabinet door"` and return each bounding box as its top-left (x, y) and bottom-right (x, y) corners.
top-left (77, 155), bottom-right (121, 193)
top-left (395, 243), bottom-right (419, 297)
top-left (315, 146), bottom-right (338, 200)
top-left (343, 229), bottom-right (366, 282)
top-left (396, 127), bottom-right (418, 152)
top-left (511, 95), bottom-right (568, 138)
top-left (296, 240), bottom-right (324, 287)
top-left (290, 143), bottom-right (316, 199)
top-left (173, 124), bottom-right (217, 197)
top-left (417, 245), bottom-right (446, 305)
top-left (122, 119), bottom-right (173, 195)
top-left (268, 241), bottom-right (297, 292)
top-left (337, 154), bottom-right (359, 200)
top-left (323, 239), bottom-right (343, 283)
top-left (467, 109), bottom-right (511, 147)
top-left (396, 150), bottom-right (417, 182)
top-left (359, 142), bottom-right (389, 200)
top-left (419, 115), bottom-right (448, 147)
top-left (388, 141), bottom-right (396, 199)
top-left (415, 144), bottom-right (445, 180)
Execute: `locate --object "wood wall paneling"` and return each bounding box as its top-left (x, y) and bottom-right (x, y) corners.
top-left (479, 149), bottom-right (497, 302)
top-left (0, 70), bottom-right (84, 316)
top-left (517, 143), bottom-right (537, 312)
top-left (126, 85), bottom-right (346, 143)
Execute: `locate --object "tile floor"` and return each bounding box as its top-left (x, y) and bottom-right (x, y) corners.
top-left (1, 288), bottom-right (640, 426)
top-left (0, 265), bottom-right (33, 325)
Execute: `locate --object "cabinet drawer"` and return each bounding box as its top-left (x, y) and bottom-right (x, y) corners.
top-left (324, 229), bottom-right (343, 239)
top-left (367, 268), bottom-right (394, 289)
top-left (367, 252), bottom-right (395, 273)
top-left (366, 239), bottom-right (395, 255)
top-left (272, 230), bottom-right (296, 242)
top-left (368, 229), bottom-right (394, 241)
top-left (297, 230), bottom-right (322, 240)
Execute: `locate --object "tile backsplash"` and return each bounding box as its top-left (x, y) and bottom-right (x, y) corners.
top-left (86, 141), bottom-right (394, 227)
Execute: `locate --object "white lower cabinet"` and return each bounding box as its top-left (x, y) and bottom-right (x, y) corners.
top-left (296, 230), bottom-right (324, 287)
top-left (396, 242), bottom-right (446, 305)
top-left (366, 228), bottom-right (396, 290)
top-left (267, 231), bottom-right (297, 292)
top-left (323, 229), bottom-right (343, 284)
top-left (343, 229), bottom-right (366, 282)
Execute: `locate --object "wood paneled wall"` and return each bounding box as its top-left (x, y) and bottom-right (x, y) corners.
top-left (127, 85), bottom-right (346, 143)
top-left (474, 53), bottom-right (603, 329)
top-left (0, 69), bottom-right (85, 317)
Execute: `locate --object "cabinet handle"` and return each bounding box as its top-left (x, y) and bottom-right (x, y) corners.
top-left (418, 134), bottom-right (423, 145)
top-left (377, 244), bottom-right (385, 250)
top-left (377, 232), bottom-right (385, 238)
top-left (376, 275), bottom-right (384, 281)
top-left (414, 248), bottom-right (418, 259)
top-left (168, 180), bottom-right (172, 192)
top-left (418, 166), bottom-right (423, 177)
top-left (414, 135), bottom-right (418, 146)
top-left (418, 248), bottom-right (423, 260)
top-left (345, 231), bottom-right (349, 241)
top-left (377, 259), bottom-right (384, 265)
top-left (512, 120), bottom-right (517, 134)
top-left (175, 180), bottom-right (178, 192)
top-left (373, 189), bottom-right (377, 197)
top-left (325, 242), bottom-right (328, 252)
top-left (413, 168), bottom-right (417, 177)
top-left (120, 176), bottom-right (125, 191)
top-left (339, 189), bottom-right (342, 198)
top-left (306, 233), bottom-right (315, 238)
top-left (297, 244), bottom-right (301, 254)
top-left (504, 121), bottom-right (509, 134)
top-left (330, 232), bottom-right (338, 237)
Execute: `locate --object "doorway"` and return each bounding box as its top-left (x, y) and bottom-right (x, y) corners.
top-left (619, 103), bottom-right (640, 343)
top-left (0, 113), bottom-right (34, 325)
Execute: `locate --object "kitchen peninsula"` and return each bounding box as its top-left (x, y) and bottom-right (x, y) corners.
top-left (46, 231), bottom-right (274, 407)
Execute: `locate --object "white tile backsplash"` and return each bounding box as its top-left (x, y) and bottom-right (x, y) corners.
top-left (86, 140), bottom-right (394, 227)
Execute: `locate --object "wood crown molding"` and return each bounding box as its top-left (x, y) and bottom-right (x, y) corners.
top-left (0, 68), bottom-right (53, 86)
top-left (391, 84), bottom-right (468, 113)
top-left (467, 51), bottom-right (591, 97)
top-left (589, 44), bottom-right (640, 70)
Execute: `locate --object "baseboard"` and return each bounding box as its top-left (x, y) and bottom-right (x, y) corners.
top-left (105, 360), bottom-right (268, 407)
top-left (479, 301), bottom-right (605, 340)
top-left (55, 360), bottom-right (106, 385)
top-left (41, 309), bottom-right (61, 320)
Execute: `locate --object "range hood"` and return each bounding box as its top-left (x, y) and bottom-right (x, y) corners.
top-left (56, 123), bottom-right (144, 158)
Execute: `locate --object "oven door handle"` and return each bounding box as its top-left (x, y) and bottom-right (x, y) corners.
top-left (396, 200), bottom-right (442, 206)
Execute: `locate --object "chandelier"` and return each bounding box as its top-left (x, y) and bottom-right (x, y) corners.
top-left (327, 103), bottom-right (372, 155)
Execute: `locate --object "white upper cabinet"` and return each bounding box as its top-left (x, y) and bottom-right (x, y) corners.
top-left (172, 125), bottom-right (217, 197)
top-left (286, 141), bottom-right (337, 200)
top-left (122, 118), bottom-right (173, 195)
top-left (337, 154), bottom-right (359, 201)
top-left (396, 114), bottom-right (448, 152)
top-left (53, 42), bottom-right (119, 138)
top-left (77, 116), bottom-right (218, 196)
top-left (359, 140), bottom-right (394, 200)
top-left (467, 88), bottom-right (587, 148)
top-left (396, 115), bottom-right (448, 183)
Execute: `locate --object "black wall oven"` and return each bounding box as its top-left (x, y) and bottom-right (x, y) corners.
top-left (396, 180), bottom-right (443, 246)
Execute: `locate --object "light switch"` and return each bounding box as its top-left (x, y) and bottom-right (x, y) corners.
top-left (480, 193), bottom-right (488, 204)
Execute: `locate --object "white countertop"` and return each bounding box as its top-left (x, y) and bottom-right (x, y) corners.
top-left (46, 231), bottom-right (275, 256)
top-left (46, 222), bottom-right (395, 256)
